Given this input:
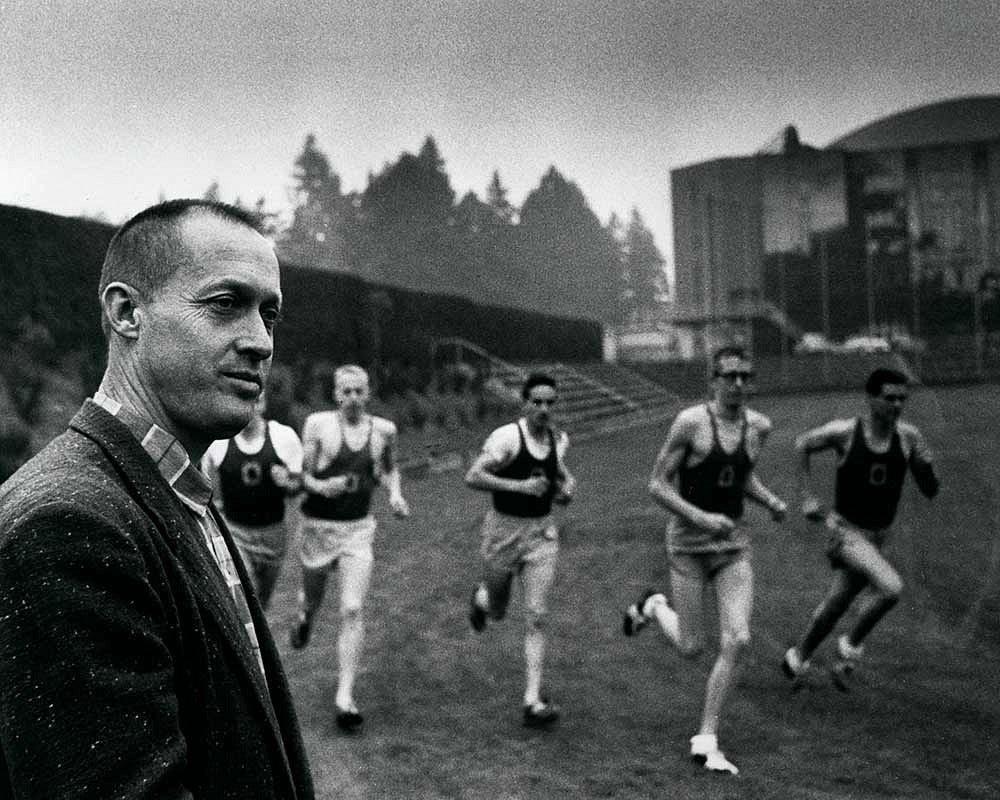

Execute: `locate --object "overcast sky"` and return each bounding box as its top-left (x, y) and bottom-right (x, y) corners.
top-left (3, 0), bottom-right (1000, 276)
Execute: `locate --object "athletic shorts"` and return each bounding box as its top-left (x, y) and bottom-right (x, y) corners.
top-left (825, 512), bottom-right (890, 569)
top-left (670, 548), bottom-right (750, 581)
top-left (225, 518), bottom-right (287, 566)
top-left (665, 514), bottom-right (750, 554)
top-left (299, 515), bottom-right (376, 571)
top-left (479, 508), bottom-right (558, 575)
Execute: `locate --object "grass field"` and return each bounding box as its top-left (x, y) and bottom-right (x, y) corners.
top-left (263, 384), bottom-right (1000, 799)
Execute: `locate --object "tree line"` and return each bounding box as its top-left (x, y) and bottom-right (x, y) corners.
top-left (220, 134), bottom-right (666, 325)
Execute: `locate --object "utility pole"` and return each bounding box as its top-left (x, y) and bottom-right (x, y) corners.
top-left (704, 193), bottom-right (715, 379)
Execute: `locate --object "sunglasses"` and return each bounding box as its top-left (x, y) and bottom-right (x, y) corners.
top-left (715, 370), bottom-right (754, 382)
top-left (530, 398), bottom-right (557, 407)
top-left (882, 393), bottom-right (908, 402)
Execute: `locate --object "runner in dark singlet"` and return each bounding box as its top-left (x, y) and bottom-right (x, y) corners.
top-left (202, 394), bottom-right (303, 609)
top-left (289, 364), bottom-right (409, 733)
top-left (782, 367), bottom-right (939, 691)
top-left (465, 372), bottom-right (576, 729)
top-left (622, 346), bottom-right (787, 775)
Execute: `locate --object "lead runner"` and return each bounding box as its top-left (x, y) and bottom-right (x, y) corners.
top-left (622, 345), bottom-right (786, 775)
top-left (781, 367), bottom-right (940, 691)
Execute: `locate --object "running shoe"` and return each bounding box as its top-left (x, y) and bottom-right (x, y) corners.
top-left (523, 698), bottom-right (560, 728)
top-left (622, 589), bottom-right (660, 636)
top-left (289, 615), bottom-right (312, 650)
top-left (690, 734), bottom-right (739, 775)
top-left (831, 634), bottom-right (863, 692)
top-left (781, 646), bottom-right (810, 679)
top-left (469, 585), bottom-right (487, 633)
top-left (335, 705), bottom-right (364, 733)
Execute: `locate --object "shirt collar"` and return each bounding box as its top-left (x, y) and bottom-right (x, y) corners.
top-left (92, 391), bottom-right (213, 516)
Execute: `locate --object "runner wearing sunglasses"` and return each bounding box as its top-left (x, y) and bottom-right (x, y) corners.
top-left (622, 345), bottom-right (787, 775)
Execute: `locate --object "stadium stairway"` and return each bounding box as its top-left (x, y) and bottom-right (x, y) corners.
top-left (432, 336), bottom-right (680, 439)
top-left (499, 360), bottom-right (681, 440)
top-left (403, 339), bottom-right (680, 478)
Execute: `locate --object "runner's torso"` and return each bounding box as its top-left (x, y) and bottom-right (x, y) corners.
top-left (492, 423), bottom-right (560, 518)
top-left (218, 424), bottom-right (287, 526)
top-left (302, 417), bottom-right (378, 521)
top-left (678, 405), bottom-right (753, 520)
top-left (834, 418), bottom-right (907, 531)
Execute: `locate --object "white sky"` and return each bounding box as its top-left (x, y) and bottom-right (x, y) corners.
top-left (3, 0), bottom-right (1000, 279)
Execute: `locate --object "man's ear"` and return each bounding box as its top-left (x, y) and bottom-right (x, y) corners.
top-left (101, 282), bottom-right (143, 339)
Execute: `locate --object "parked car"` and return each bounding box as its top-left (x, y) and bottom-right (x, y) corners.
top-left (888, 331), bottom-right (927, 353)
top-left (841, 334), bottom-right (891, 353)
top-left (794, 332), bottom-right (838, 354)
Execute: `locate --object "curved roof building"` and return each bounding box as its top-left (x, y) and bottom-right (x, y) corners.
top-left (830, 94), bottom-right (1000, 152)
top-left (670, 95), bottom-right (1000, 354)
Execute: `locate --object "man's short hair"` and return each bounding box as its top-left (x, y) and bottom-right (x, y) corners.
top-left (98, 199), bottom-right (265, 337)
top-left (522, 372), bottom-right (556, 399)
top-left (334, 364), bottom-right (369, 389)
top-left (865, 367), bottom-right (908, 396)
top-left (711, 345), bottom-right (749, 375)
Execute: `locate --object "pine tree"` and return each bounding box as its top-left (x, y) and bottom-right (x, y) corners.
top-left (282, 134), bottom-right (348, 269)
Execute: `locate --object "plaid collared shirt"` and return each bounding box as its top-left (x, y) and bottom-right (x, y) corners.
top-left (92, 392), bottom-right (266, 677)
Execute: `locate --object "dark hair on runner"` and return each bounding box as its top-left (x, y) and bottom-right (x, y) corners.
top-left (711, 345), bottom-right (749, 374)
top-left (865, 367), bottom-right (909, 397)
top-left (522, 372), bottom-right (557, 399)
top-left (98, 199), bottom-right (267, 337)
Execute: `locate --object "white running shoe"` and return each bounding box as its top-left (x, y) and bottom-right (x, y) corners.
top-left (781, 646), bottom-right (810, 680)
top-left (703, 750), bottom-right (740, 775)
top-left (836, 634), bottom-right (864, 662)
top-left (690, 734), bottom-right (739, 775)
top-left (623, 590), bottom-right (664, 637)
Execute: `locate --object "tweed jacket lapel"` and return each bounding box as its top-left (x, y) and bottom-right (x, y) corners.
top-left (68, 402), bottom-right (282, 733)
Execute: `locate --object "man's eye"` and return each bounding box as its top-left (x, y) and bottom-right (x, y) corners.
top-left (210, 295), bottom-right (237, 311)
top-left (262, 308), bottom-right (282, 329)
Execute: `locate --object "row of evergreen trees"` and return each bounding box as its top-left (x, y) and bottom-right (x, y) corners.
top-left (225, 134), bottom-right (666, 325)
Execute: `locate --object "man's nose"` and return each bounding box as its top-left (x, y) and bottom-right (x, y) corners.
top-left (237, 311), bottom-right (273, 361)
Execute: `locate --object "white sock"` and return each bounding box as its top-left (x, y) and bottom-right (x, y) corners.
top-left (523, 629), bottom-right (545, 707)
top-left (474, 583), bottom-right (490, 610)
top-left (690, 733), bottom-right (718, 755)
top-left (644, 594), bottom-right (680, 644)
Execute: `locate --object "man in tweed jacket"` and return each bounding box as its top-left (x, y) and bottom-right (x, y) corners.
top-left (0, 200), bottom-right (314, 798)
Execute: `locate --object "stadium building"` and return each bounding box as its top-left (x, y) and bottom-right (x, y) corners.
top-left (670, 95), bottom-right (1000, 354)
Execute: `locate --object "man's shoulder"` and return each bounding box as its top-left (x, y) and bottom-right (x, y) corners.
top-left (676, 403), bottom-right (708, 422)
top-left (302, 410), bottom-right (339, 432)
top-left (267, 419), bottom-right (301, 442)
top-left (744, 407), bottom-right (772, 432)
top-left (896, 420), bottom-right (925, 444)
top-left (671, 403), bottom-right (708, 433)
top-left (481, 421), bottom-right (521, 451)
top-left (489, 420), bottom-right (521, 438)
top-left (804, 416), bottom-right (856, 436)
top-left (0, 431), bottom-right (124, 526)
top-left (204, 438), bottom-right (231, 463)
top-left (370, 415), bottom-right (397, 437)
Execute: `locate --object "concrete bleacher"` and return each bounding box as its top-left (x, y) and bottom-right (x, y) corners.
top-left (495, 360), bottom-right (680, 437)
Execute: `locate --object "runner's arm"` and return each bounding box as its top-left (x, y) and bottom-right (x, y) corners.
top-left (464, 426), bottom-right (550, 498)
top-left (270, 423), bottom-right (303, 494)
top-left (378, 421), bottom-right (409, 517)
top-left (794, 419), bottom-right (851, 519)
top-left (905, 424), bottom-right (940, 499)
top-left (554, 431), bottom-right (576, 502)
top-left (742, 416), bottom-right (787, 519)
top-left (744, 472), bottom-right (787, 520)
top-left (300, 415), bottom-right (349, 498)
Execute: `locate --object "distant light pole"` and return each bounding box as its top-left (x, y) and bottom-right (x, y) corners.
top-left (704, 192), bottom-right (715, 378)
top-left (865, 240), bottom-right (877, 334)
